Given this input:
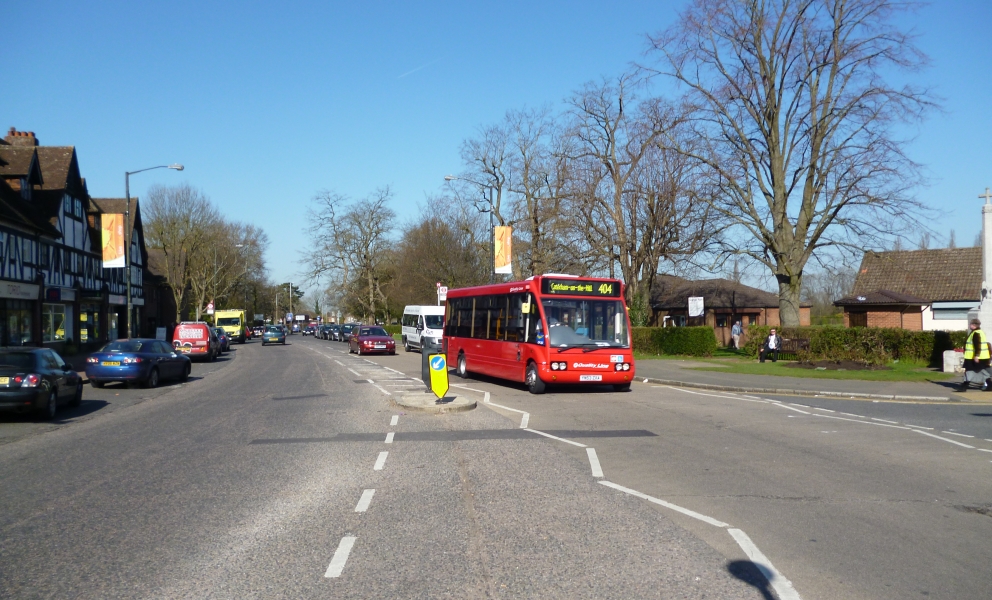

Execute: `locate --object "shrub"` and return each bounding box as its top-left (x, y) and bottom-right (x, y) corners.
top-left (383, 324), bottom-right (401, 336)
top-left (743, 325), bottom-right (966, 366)
top-left (632, 326), bottom-right (718, 357)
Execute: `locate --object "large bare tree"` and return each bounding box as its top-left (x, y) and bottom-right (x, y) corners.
top-left (302, 188), bottom-right (396, 323)
top-left (647, 0), bottom-right (935, 325)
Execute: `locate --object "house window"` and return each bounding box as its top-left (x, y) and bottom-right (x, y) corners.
top-left (849, 312), bottom-right (868, 327)
top-left (747, 315), bottom-right (756, 325)
top-left (40, 244), bottom-right (49, 268)
top-left (933, 309), bottom-right (970, 320)
top-left (716, 316), bottom-right (728, 328)
top-left (74, 199), bottom-right (83, 218)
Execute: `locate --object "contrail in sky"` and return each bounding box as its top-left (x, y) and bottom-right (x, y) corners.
top-left (398, 58), bottom-right (441, 79)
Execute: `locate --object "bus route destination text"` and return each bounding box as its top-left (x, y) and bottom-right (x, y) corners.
top-left (544, 279), bottom-right (621, 297)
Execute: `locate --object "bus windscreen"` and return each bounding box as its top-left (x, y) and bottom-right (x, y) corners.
top-left (541, 298), bottom-right (629, 348)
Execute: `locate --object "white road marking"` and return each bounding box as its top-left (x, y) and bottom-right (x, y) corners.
top-left (451, 384), bottom-right (489, 394)
top-left (524, 428), bottom-right (587, 447)
top-left (390, 415), bottom-right (399, 426)
top-left (813, 407), bottom-right (835, 413)
top-left (913, 430), bottom-right (975, 449)
top-left (839, 412), bottom-right (864, 418)
top-left (385, 432), bottom-right (394, 444)
top-left (598, 480), bottom-right (729, 528)
top-left (905, 424), bottom-right (934, 430)
top-left (324, 536), bottom-right (357, 578)
top-left (334, 360), bottom-right (344, 366)
top-left (942, 431), bottom-right (975, 438)
top-left (813, 414), bottom-right (910, 430)
top-left (772, 403), bottom-right (811, 415)
top-left (481, 395), bottom-right (530, 428)
top-left (977, 448), bottom-right (992, 453)
top-left (587, 448), bottom-right (604, 478)
top-left (373, 451), bottom-right (388, 471)
top-left (520, 413), bottom-right (530, 428)
top-left (383, 366), bottom-right (405, 375)
top-left (368, 380), bottom-right (391, 395)
top-left (662, 386), bottom-right (770, 404)
top-left (347, 368), bottom-right (361, 377)
top-left (355, 489), bottom-right (375, 512)
top-left (871, 418), bottom-right (899, 424)
top-left (728, 528), bottom-right (802, 600)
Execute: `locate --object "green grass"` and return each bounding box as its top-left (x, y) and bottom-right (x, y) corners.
top-left (633, 351), bottom-right (956, 382)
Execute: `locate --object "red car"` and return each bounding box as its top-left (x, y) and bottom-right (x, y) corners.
top-left (349, 325), bottom-right (396, 355)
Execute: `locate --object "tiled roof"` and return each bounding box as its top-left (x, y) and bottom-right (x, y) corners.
top-left (834, 289), bottom-right (929, 306)
top-left (0, 146), bottom-right (41, 182)
top-left (651, 275), bottom-right (806, 309)
top-left (0, 180), bottom-right (61, 238)
top-left (851, 248), bottom-right (980, 302)
top-left (35, 146), bottom-right (86, 198)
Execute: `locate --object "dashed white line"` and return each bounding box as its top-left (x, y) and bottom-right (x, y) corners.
top-left (942, 431), bottom-right (975, 438)
top-left (839, 412), bottom-right (865, 418)
top-left (390, 415), bottom-right (399, 426)
top-left (977, 448), bottom-right (992, 454)
top-left (728, 529), bottom-right (802, 600)
top-left (324, 536), bottom-right (357, 578)
top-left (598, 480), bottom-right (729, 527)
top-left (334, 360), bottom-right (344, 366)
top-left (524, 428), bottom-right (587, 448)
top-left (520, 413), bottom-right (530, 428)
top-left (383, 366), bottom-right (405, 375)
top-left (587, 448), bottom-right (604, 478)
top-left (373, 451), bottom-right (388, 471)
top-left (347, 368), bottom-right (361, 377)
top-left (355, 489), bottom-right (375, 512)
top-left (813, 407), bottom-right (835, 413)
top-left (871, 417), bottom-right (900, 424)
top-left (385, 432), bottom-right (394, 444)
top-left (772, 403), bottom-right (811, 415)
top-left (904, 424), bottom-right (934, 430)
top-left (813, 414), bottom-right (910, 430)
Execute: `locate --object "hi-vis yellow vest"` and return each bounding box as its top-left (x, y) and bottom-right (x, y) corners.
top-left (964, 329), bottom-right (991, 360)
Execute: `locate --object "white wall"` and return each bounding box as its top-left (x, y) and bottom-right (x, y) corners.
top-left (922, 305), bottom-right (969, 331)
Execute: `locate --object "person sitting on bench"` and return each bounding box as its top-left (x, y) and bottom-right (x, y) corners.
top-left (759, 329), bottom-right (782, 363)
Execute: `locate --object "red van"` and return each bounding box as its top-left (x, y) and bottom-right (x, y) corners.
top-left (172, 322), bottom-right (220, 361)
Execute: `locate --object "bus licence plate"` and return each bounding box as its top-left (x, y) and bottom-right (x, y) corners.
top-left (579, 375), bottom-right (602, 382)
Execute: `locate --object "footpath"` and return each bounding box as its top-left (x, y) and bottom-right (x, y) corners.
top-left (634, 358), bottom-right (991, 403)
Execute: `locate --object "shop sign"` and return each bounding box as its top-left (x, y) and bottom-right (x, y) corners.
top-left (0, 281), bottom-right (39, 300)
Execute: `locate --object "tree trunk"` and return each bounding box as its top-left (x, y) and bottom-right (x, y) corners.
top-left (776, 273), bottom-right (803, 327)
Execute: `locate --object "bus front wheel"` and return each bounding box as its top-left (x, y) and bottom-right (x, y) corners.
top-left (526, 363), bottom-right (546, 395)
top-left (456, 353), bottom-right (469, 379)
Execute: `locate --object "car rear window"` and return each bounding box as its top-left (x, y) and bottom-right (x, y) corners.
top-left (101, 341), bottom-right (147, 353)
top-left (0, 353), bottom-right (36, 369)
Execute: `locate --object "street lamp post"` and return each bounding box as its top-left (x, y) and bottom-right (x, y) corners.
top-left (125, 164), bottom-right (183, 338)
top-left (444, 175), bottom-right (496, 284)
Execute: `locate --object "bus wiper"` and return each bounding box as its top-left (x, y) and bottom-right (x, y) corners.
top-left (555, 344), bottom-right (603, 353)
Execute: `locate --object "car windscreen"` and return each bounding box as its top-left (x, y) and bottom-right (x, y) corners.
top-left (101, 341), bottom-right (148, 353)
top-left (216, 317), bottom-right (241, 326)
top-left (360, 327), bottom-right (388, 337)
top-left (424, 315), bottom-right (445, 329)
top-left (0, 353), bottom-right (36, 369)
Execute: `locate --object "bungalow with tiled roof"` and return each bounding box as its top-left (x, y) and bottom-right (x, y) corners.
top-left (833, 248), bottom-right (980, 331)
top-left (651, 275), bottom-right (811, 347)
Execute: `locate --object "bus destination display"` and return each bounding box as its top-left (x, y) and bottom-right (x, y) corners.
top-left (542, 278), bottom-right (622, 297)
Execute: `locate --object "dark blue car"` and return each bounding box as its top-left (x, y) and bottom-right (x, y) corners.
top-left (85, 339), bottom-right (191, 388)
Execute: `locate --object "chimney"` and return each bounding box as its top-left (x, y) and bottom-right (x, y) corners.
top-left (4, 127), bottom-right (39, 147)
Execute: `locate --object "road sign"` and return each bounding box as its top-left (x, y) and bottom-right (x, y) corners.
top-left (207, 301), bottom-right (215, 315)
top-left (438, 286), bottom-right (448, 302)
top-left (428, 353), bottom-right (449, 400)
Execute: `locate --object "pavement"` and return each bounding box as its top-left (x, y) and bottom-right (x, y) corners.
top-left (633, 358), bottom-right (992, 403)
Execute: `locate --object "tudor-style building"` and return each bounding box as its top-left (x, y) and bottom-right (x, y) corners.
top-left (90, 198), bottom-right (147, 339)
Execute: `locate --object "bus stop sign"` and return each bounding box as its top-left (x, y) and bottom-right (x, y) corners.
top-left (428, 353), bottom-right (449, 400)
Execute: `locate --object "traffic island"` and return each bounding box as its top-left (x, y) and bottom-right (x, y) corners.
top-left (391, 389), bottom-right (477, 414)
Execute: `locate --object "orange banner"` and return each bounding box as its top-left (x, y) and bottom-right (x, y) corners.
top-left (494, 226), bottom-right (512, 275)
top-left (102, 213), bottom-right (125, 268)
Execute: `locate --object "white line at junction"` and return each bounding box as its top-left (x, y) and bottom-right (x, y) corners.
top-left (385, 432), bottom-right (394, 444)
top-left (598, 481), bottom-right (729, 527)
top-left (368, 380), bottom-right (391, 395)
top-left (728, 529), bottom-right (802, 600)
top-left (587, 448), bottom-right (604, 478)
top-left (390, 415), bottom-right (399, 426)
top-left (373, 451), bottom-right (388, 471)
top-left (525, 428), bottom-right (587, 448)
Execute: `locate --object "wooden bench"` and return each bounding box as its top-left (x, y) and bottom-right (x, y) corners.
top-left (777, 337), bottom-right (810, 360)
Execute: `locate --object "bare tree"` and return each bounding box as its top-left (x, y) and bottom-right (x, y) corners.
top-left (302, 188), bottom-right (396, 323)
top-left (144, 184), bottom-right (219, 321)
top-left (186, 222), bottom-right (268, 319)
top-left (647, 0), bottom-right (936, 326)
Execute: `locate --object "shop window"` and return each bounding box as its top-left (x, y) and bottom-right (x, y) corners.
top-left (1, 300), bottom-right (33, 346)
top-left (42, 304), bottom-right (67, 342)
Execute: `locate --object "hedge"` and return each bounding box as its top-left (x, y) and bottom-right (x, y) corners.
top-left (383, 324), bottom-right (401, 336)
top-left (741, 325), bottom-right (968, 366)
top-left (632, 326), bottom-right (718, 357)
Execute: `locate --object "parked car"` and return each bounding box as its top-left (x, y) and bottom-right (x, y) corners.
top-left (86, 339), bottom-right (191, 389)
top-left (340, 323), bottom-right (359, 342)
top-left (292, 323), bottom-right (301, 333)
top-left (0, 347), bottom-right (83, 420)
top-left (349, 325), bottom-right (397, 355)
top-left (261, 325), bottom-right (287, 345)
top-left (328, 324), bottom-right (341, 341)
top-left (172, 321), bottom-right (221, 361)
top-left (213, 327), bottom-right (231, 352)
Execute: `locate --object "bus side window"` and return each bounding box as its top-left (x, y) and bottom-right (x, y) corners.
top-left (507, 294), bottom-right (525, 342)
top-left (524, 294), bottom-right (541, 344)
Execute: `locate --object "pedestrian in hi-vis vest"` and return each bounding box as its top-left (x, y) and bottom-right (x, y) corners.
top-left (956, 318), bottom-right (992, 392)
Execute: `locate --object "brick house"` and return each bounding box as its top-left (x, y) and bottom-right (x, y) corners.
top-left (834, 248), bottom-right (980, 331)
top-left (651, 275), bottom-right (811, 347)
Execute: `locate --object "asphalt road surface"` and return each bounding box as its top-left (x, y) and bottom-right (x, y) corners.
top-left (1, 336), bottom-right (990, 599)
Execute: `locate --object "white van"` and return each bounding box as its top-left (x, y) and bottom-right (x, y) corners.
top-left (401, 305), bottom-right (446, 352)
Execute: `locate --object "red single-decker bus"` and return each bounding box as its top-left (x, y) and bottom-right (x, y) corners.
top-left (443, 274), bottom-right (635, 394)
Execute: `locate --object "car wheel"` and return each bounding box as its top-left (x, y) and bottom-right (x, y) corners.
top-left (403, 337), bottom-right (411, 352)
top-left (262, 341), bottom-right (266, 346)
top-left (526, 362), bottom-right (546, 395)
top-left (210, 350), bottom-right (218, 362)
top-left (181, 364), bottom-right (190, 382)
top-left (69, 382), bottom-right (83, 407)
top-left (144, 368), bottom-right (160, 388)
top-left (40, 388), bottom-right (57, 420)
top-left (91, 381), bottom-right (104, 388)
top-left (456, 353), bottom-right (469, 379)
top-left (613, 383), bottom-right (631, 392)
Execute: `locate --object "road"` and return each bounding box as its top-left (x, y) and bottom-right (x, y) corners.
top-left (1, 336), bottom-right (990, 599)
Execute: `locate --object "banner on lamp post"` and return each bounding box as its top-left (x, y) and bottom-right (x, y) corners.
top-left (494, 226), bottom-right (512, 275)
top-left (101, 214), bottom-right (126, 268)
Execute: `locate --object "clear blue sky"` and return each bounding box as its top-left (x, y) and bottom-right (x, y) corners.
top-left (6, 1), bottom-right (991, 293)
